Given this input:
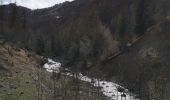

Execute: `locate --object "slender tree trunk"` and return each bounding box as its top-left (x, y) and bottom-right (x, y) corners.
top-left (117, 91), bottom-right (119, 100)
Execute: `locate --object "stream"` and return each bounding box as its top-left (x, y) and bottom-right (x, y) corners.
top-left (43, 58), bottom-right (139, 100)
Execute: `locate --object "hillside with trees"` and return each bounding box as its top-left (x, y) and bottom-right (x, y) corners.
top-left (0, 0), bottom-right (170, 100)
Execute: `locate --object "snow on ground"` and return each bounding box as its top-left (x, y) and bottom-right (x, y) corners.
top-left (78, 73), bottom-right (136, 100)
top-left (56, 16), bottom-right (61, 19)
top-left (43, 58), bottom-right (138, 100)
top-left (43, 58), bottom-right (61, 73)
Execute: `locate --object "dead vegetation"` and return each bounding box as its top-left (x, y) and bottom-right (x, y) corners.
top-left (0, 43), bottom-right (107, 100)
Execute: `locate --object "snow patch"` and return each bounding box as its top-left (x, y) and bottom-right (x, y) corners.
top-left (78, 73), bottom-right (136, 100)
top-left (56, 16), bottom-right (61, 19)
top-left (43, 59), bottom-right (138, 100)
top-left (43, 58), bottom-right (61, 73)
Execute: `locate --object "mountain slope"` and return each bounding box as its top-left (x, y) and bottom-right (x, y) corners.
top-left (100, 23), bottom-right (170, 100)
top-left (0, 0), bottom-right (170, 99)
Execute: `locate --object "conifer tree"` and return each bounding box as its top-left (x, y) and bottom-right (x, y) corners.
top-left (135, 0), bottom-right (153, 36)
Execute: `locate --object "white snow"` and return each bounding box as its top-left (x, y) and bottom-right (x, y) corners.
top-left (43, 58), bottom-right (61, 73)
top-left (78, 73), bottom-right (136, 100)
top-left (44, 58), bottom-right (138, 100)
top-left (56, 16), bottom-right (61, 19)
top-left (0, 0), bottom-right (74, 9)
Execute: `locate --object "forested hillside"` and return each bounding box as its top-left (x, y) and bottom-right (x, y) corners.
top-left (0, 0), bottom-right (170, 100)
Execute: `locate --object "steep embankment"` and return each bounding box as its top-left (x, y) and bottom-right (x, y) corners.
top-left (0, 42), bottom-right (108, 100)
top-left (0, 42), bottom-right (42, 100)
top-left (100, 23), bottom-right (170, 100)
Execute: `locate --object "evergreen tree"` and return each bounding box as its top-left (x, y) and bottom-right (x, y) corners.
top-left (117, 14), bottom-right (127, 50)
top-left (118, 15), bottom-right (127, 39)
top-left (135, 0), bottom-right (153, 36)
top-left (36, 37), bottom-right (45, 55)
